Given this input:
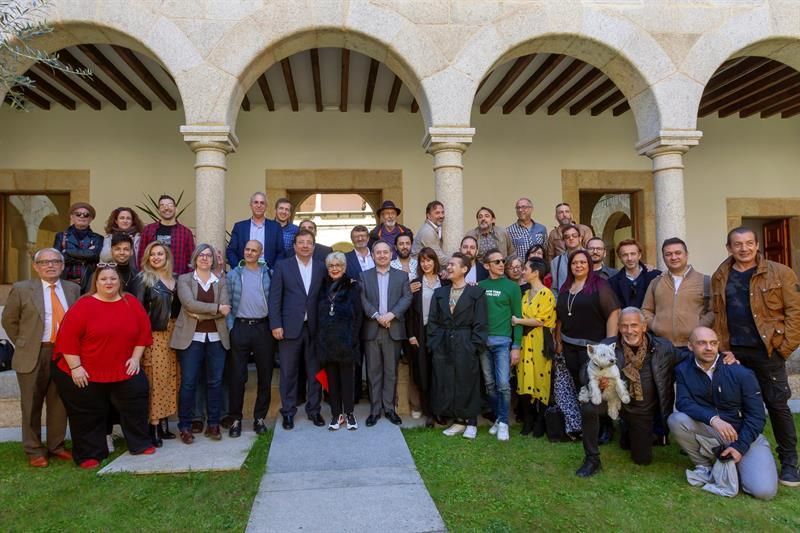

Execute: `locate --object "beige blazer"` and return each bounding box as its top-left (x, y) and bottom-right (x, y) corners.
top-left (169, 272), bottom-right (231, 351)
top-left (1, 279), bottom-right (80, 373)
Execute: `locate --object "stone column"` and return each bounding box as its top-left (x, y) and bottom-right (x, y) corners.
top-left (180, 125), bottom-right (239, 253)
top-left (423, 127), bottom-right (475, 254)
top-left (637, 132), bottom-right (702, 270)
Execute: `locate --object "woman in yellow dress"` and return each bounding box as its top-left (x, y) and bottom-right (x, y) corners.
top-left (511, 258), bottom-right (556, 437)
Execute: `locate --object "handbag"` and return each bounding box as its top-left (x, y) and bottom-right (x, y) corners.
top-left (0, 339), bottom-right (14, 371)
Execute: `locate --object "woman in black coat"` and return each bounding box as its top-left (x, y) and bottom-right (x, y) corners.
top-left (317, 251), bottom-right (363, 430)
top-left (427, 252), bottom-right (488, 440)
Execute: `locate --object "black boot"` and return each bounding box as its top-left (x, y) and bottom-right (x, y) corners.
top-left (158, 418), bottom-right (176, 440)
top-left (531, 401), bottom-right (546, 438)
top-left (149, 424), bottom-right (163, 448)
top-left (576, 456), bottom-right (601, 478)
top-left (520, 397), bottom-right (534, 436)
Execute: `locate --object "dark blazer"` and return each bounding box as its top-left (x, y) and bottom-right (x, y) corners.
top-left (268, 256), bottom-right (326, 339)
top-left (345, 249), bottom-right (369, 281)
top-left (1, 279), bottom-right (80, 373)
top-left (226, 218), bottom-right (285, 269)
top-left (359, 267), bottom-right (412, 341)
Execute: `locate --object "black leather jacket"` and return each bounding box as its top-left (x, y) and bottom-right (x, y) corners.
top-left (132, 273), bottom-right (180, 332)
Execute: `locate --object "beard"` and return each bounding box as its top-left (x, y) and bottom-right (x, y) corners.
top-left (397, 248), bottom-right (410, 259)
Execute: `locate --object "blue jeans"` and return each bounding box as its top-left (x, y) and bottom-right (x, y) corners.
top-left (178, 341), bottom-right (226, 431)
top-left (480, 336), bottom-right (512, 424)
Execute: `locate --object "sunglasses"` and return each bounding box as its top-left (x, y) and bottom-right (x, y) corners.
top-left (487, 259), bottom-right (506, 265)
top-left (72, 211), bottom-right (92, 218)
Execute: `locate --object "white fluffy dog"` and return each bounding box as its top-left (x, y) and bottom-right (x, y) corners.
top-left (577, 343), bottom-right (631, 420)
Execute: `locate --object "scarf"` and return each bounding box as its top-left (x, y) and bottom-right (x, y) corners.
top-left (111, 225), bottom-right (138, 237)
top-left (622, 336), bottom-right (648, 402)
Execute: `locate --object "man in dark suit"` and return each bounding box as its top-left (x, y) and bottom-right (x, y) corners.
top-left (360, 241), bottom-right (412, 427)
top-left (345, 225), bottom-right (373, 281)
top-left (226, 192), bottom-right (285, 269)
top-left (268, 229), bottom-right (327, 430)
top-left (2, 248), bottom-right (80, 467)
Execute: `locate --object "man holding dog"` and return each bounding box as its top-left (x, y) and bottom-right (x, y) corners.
top-left (576, 307), bottom-right (682, 477)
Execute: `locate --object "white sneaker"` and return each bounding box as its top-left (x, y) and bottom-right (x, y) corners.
top-left (463, 425), bottom-right (478, 439)
top-left (411, 410), bottom-right (422, 419)
top-left (497, 422), bottom-right (509, 441)
top-left (106, 435), bottom-right (115, 452)
top-left (328, 419), bottom-right (341, 431)
top-left (442, 423), bottom-right (466, 437)
top-left (488, 421), bottom-right (499, 435)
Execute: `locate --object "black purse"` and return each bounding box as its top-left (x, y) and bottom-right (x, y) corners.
top-left (0, 339), bottom-right (14, 372)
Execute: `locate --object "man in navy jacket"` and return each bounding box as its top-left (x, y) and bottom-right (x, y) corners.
top-left (668, 326), bottom-right (778, 500)
top-left (227, 192), bottom-right (285, 269)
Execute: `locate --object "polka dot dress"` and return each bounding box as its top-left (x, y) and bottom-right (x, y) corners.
top-left (516, 288), bottom-right (556, 404)
top-left (142, 319), bottom-right (179, 423)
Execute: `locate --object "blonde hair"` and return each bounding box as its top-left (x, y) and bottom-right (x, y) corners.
top-left (140, 241), bottom-right (174, 289)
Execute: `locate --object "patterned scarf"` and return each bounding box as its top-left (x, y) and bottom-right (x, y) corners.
top-left (622, 336), bottom-right (648, 402)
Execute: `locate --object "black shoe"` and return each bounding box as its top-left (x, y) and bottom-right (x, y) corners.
top-left (780, 464), bottom-right (800, 487)
top-left (424, 417), bottom-right (435, 428)
top-left (228, 420), bottom-right (242, 438)
top-left (598, 426), bottom-right (614, 445)
top-left (149, 424), bottom-right (163, 448)
top-left (158, 418), bottom-right (176, 440)
top-left (652, 434), bottom-right (669, 447)
top-left (385, 410), bottom-right (402, 425)
top-left (282, 415), bottom-right (294, 430)
top-left (576, 456), bottom-right (602, 478)
top-left (220, 415), bottom-right (235, 430)
top-left (366, 414), bottom-right (380, 427)
top-left (308, 413), bottom-right (326, 427)
top-left (254, 418), bottom-right (268, 435)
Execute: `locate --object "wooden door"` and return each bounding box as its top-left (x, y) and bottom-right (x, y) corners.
top-left (762, 218), bottom-right (791, 267)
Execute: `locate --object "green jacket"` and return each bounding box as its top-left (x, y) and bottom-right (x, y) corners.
top-left (478, 276), bottom-right (522, 347)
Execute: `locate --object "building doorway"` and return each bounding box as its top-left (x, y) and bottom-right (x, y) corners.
top-left (579, 190), bottom-right (640, 269)
top-left (293, 192), bottom-right (377, 250)
top-left (742, 216), bottom-right (793, 268)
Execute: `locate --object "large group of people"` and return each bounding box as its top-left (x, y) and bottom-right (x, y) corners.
top-left (2, 193), bottom-right (798, 501)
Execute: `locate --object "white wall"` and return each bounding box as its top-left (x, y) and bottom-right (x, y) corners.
top-left (1, 106), bottom-right (799, 275)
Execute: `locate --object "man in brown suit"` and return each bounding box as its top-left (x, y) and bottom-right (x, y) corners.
top-left (2, 248), bottom-right (80, 467)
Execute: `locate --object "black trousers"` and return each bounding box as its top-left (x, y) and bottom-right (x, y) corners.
top-left (326, 361), bottom-right (354, 418)
top-left (52, 362), bottom-right (150, 464)
top-left (733, 345), bottom-right (798, 467)
top-left (563, 342), bottom-right (589, 391)
top-left (582, 401), bottom-right (653, 465)
top-left (228, 319), bottom-right (276, 421)
top-left (278, 324), bottom-right (321, 417)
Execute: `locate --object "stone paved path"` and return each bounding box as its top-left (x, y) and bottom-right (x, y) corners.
top-left (245, 403), bottom-right (446, 533)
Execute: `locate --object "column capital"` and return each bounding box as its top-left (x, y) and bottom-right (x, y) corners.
top-left (422, 127), bottom-right (475, 154)
top-left (636, 130), bottom-right (702, 158)
top-left (180, 125), bottom-right (239, 153)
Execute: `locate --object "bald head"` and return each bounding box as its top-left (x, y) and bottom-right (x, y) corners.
top-left (243, 239), bottom-right (263, 266)
top-left (688, 326), bottom-right (720, 368)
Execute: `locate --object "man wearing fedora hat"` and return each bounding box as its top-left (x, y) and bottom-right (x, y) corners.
top-left (53, 202), bottom-right (103, 293)
top-left (369, 200), bottom-right (413, 259)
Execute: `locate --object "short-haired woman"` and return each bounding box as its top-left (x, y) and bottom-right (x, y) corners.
top-left (53, 265), bottom-right (154, 468)
top-left (170, 244), bottom-right (231, 444)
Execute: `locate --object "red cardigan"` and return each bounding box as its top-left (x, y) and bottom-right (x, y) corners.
top-left (54, 294), bottom-right (153, 382)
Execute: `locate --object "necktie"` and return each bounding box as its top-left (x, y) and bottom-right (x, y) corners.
top-left (49, 284), bottom-right (65, 342)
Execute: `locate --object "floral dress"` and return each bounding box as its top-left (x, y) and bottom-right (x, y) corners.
top-left (516, 287), bottom-right (556, 404)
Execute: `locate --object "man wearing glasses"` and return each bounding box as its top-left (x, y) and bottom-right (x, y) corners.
top-left (550, 224), bottom-right (585, 293)
top-left (2, 248), bottom-right (80, 467)
top-left (507, 197), bottom-right (548, 261)
top-left (138, 195), bottom-right (196, 275)
top-left (546, 203), bottom-right (593, 260)
top-left (53, 202), bottom-right (103, 293)
top-left (586, 237), bottom-right (618, 280)
top-left (478, 249), bottom-right (522, 441)
top-left (609, 239), bottom-right (660, 309)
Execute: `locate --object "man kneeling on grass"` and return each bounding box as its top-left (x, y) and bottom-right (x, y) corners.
top-left (668, 327), bottom-right (778, 500)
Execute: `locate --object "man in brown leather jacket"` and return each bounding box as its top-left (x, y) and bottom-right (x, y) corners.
top-left (711, 226), bottom-right (800, 487)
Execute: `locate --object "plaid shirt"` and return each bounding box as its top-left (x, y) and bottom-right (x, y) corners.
top-left (279, 222), bottom-right (299, 253)
top-left (54, 226), bottom-right (103, 283)
top-left (139, 222), bottom-right (196, 275)
top-left (507, 221), bottom-right (548, 260)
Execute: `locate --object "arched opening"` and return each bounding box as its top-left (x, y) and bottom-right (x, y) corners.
top-left (292, 192), bottom-right (377, 251)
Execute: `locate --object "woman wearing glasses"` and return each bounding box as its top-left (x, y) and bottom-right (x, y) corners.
top-left (133, 242), bottom-right (181, 447)
top-left (170, 244), bottom-right (231, 444)
top-left (53, 202), bottom-right (103, 294)
top-left (52, 264), bottom-right (154, 468)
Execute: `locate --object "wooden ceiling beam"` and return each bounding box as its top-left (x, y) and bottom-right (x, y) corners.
top-left (25, 70), bottom-right (76, 109)
top-left (780, 102), bottom-right (800, 118)
top-left (525, 59), bottom-right (585, 114)
top-left (569, 78), bottom-right (615, 115)
top-left (738, 83), bottom-right (800, 117)
top-left (590, 89), bottom-right (624, 116)
top-left (364, 58), bottom-right (379, 113)
top-left (716, 73), bottom-right (800, 117)
top-left (77, 44), bottom-right (151, 110)
top-left (33, 64), bottom-right (101, 110)
top-left (758, 92), bottom-right (800, 118)
top-left (612, 100), bottom-right (630, 116)
top-left (17, 86), bottom-right (51, 110)
top-left (241, 94), bottom-right (250, 111)
top-left (256, 74), bottom-right (275, 111)
top-left (547, 67), bottom-right (603, 115)
top-left (340, 49), bottom-right (349, 112)
top-left (704, 56), bottom-right (771, 94)
top-left (58, 49), bottom-right (126, 110)
top-left (411, 99), bottom-right (418, 113)
top-left (502, 54), bottom-right (564, 114)
top-left (280, 57), bottom-right (298, 111)
top-left (699, 65), bottom-right (794, 116)
top-left (387, 75), bottom-right (402, 113)
top-left (111, 45), bottom-right (176, 110)
top-left (480, 54), bottom-right (535, 114)
top-left (310, 48), bottom-right (322, 112)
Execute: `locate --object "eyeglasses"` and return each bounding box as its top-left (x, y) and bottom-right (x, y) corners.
top-left (72, 211), bottom-right (92, 218)
top-left (487, 259), bottom-right (506, 265)
top-left (97, 262), bottom-right (117, 268)
top-left (197, 253), bottom-right (214, 259)
top-left (328, 264), bottom-right (344, 269)
top-left (515, 205), bottom-right (532, 210)
top-left (35, 259), bottom-right (63, 266)
top-left (587, 247), bottom-right (605, 252)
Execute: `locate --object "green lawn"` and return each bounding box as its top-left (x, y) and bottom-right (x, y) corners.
top-left (1, 432), bottom-right (271, 532)
top-left (405, 416), bottom-right (800, 532)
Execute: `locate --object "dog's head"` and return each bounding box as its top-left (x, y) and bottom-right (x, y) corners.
top-left (586, 343), bottom-right (617, 368)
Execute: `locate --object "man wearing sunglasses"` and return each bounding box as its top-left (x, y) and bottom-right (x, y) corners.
top-left (53, 203), bottom-right (103, 294)
top-left (478, 249), bottom-right (522, 441)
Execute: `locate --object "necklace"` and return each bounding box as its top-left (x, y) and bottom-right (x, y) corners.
top-left (423, 275), bottom-right (439, 290)
top-left (449, 283), bottom-right (466, 309)
top-left (566, 287), bottom-right (582, 317)
top-left (327, 283), bottom-right (343, 316)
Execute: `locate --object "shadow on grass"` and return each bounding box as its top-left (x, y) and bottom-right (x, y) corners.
top-left (404, 416), bottom-right (800, 532)
top-left (1, 431), bottom-right (272, 532)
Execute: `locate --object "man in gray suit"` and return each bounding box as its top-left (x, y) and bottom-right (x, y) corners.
top-left (360, 241), bottom-right (412, 427)
top-left (2, 248), bottom-right (80, 467)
